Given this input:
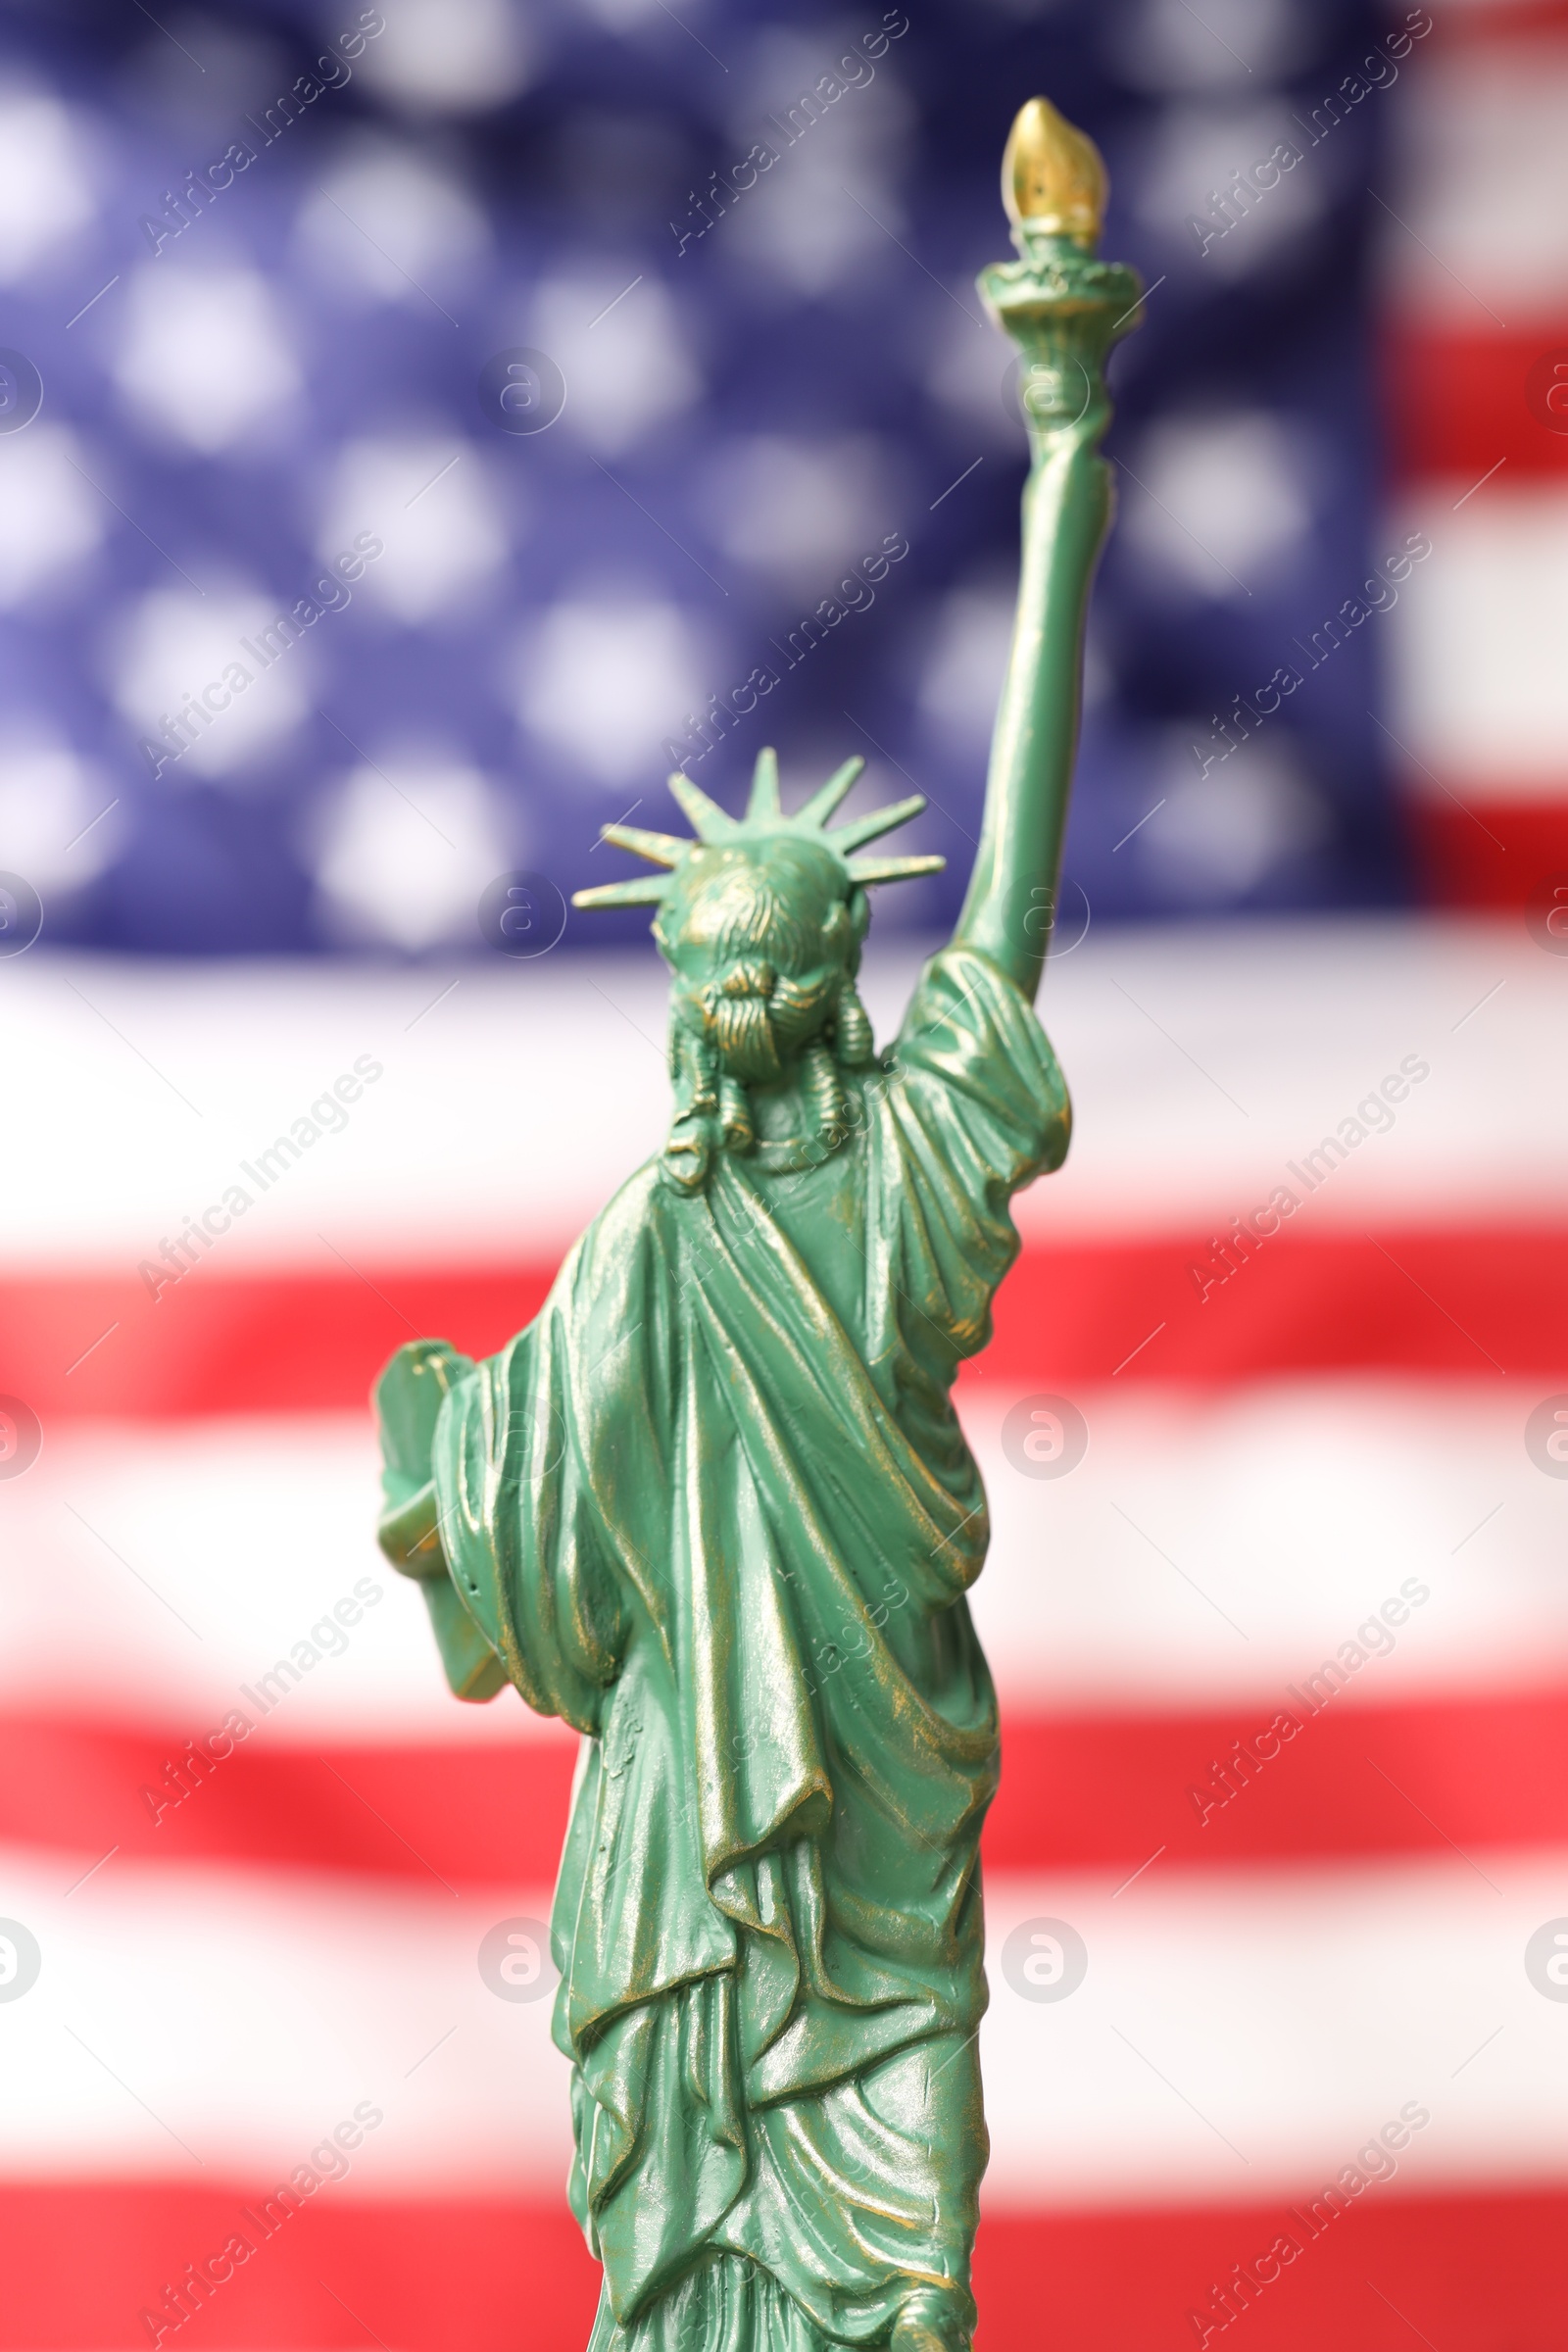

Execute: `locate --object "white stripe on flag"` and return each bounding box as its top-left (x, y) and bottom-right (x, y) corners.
top-left (1387, 36), bottom-right (1568, 323)
top-left (0, 1388), bottom-right (1557, 1733)
top-left (4, 1844), bottom-right (1565, 2207)
top-left (1, 920), bottom-right (1561, 1269)
top-left (982, 1855), bottom-right (1568, 2206)
top-left (1388, 488), bottom-right (1568, 797)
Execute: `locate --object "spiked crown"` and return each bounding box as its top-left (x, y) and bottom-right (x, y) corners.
top-left (570, 749), bottom-right (944, 916)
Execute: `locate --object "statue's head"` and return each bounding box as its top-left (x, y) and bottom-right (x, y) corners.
top-left (573, 750), bottom-right (942, 1192)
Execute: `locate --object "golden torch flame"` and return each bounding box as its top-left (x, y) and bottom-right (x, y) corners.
top-left (1002, 96), bottom-right (1107, 248)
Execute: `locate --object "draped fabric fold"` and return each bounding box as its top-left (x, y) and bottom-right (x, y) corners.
top-left (377, 947), bottom-right (1069, 2350)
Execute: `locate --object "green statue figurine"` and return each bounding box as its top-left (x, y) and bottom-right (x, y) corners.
top-left (376, 98), bottom-right (1140, 2352)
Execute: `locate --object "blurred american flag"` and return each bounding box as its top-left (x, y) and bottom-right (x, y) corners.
top-left (2, 2), bottom-right (1567, 2349)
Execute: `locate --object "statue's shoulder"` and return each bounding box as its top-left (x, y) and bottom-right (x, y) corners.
top-left (894, 944), bottom-right (1056, 1073)
top-left (887, 944), bottom-right (1070, 1188)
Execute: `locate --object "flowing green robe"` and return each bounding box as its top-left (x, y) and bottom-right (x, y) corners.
top-left (377, 948), bottom-right (1069, 2349)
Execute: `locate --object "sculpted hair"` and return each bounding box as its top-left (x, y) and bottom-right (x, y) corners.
top-left (569, 749), bottom-right (946, 1191)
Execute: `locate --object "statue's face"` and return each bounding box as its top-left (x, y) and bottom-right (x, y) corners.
top-left (657, 842), bottom-right (858, 1084)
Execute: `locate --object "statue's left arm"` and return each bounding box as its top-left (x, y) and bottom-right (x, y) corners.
top-left (373, 1244), bottom-right (637, 1733)
top-left (950, 102), bottom-right (1142, 1004)
top-left (376, 1339), bottom-right (510, 1700)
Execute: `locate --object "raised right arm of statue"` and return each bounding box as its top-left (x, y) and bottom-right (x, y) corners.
top-left (949, 101), bottom-right (1142, 1004)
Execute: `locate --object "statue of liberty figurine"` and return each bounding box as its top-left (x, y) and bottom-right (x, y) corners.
top-left (376, 100), bottom-right (1140, 2352)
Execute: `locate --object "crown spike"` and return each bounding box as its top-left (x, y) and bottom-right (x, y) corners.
top-left (796, 757), bottom-right (865, 829)
top-left (571, 875), bottom-right (673, 909)
top-left (830, 794), bottom-right (928, 854)
top-left (600, 823), bottom-right (690, 868)
top-left (847, 854), bottom-right (947, 885)
top-left (747, 746), bottom-right (781, 821)
top-left (668, 771), bottom-right (739, 841)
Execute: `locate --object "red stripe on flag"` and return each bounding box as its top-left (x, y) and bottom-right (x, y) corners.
top-left (988, 1689), bottom-right (1568, 1870)
top-left (980, 1225), bottom-right (1561, 1388)
top-left (0, 2181), bottom-right (1562, 2351)
top-left (6, 1687), bottom-right (1566, 1881)
top-left (0, 2186), bottom-right (600, 2352)
top-left (4, 1225), bottom-right (1563, 1418)
top-left (2, 1264), bottom-right (557, 1421)
top-left (0, 1717), bottom-right (579, 1887)
top-left (1387, 327), bottom-right (1568, 484)
top-left (1404, 796), bottom-right (1568, 910)
top-left (1431, 2), bottom-right (1568, 41)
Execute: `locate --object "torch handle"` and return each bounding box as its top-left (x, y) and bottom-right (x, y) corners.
top-left (950, 183), bottom-right (1142, 1001)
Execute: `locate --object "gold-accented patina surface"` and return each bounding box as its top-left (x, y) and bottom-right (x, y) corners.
top-left (375, 98), bottom-right (1140, 2352)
